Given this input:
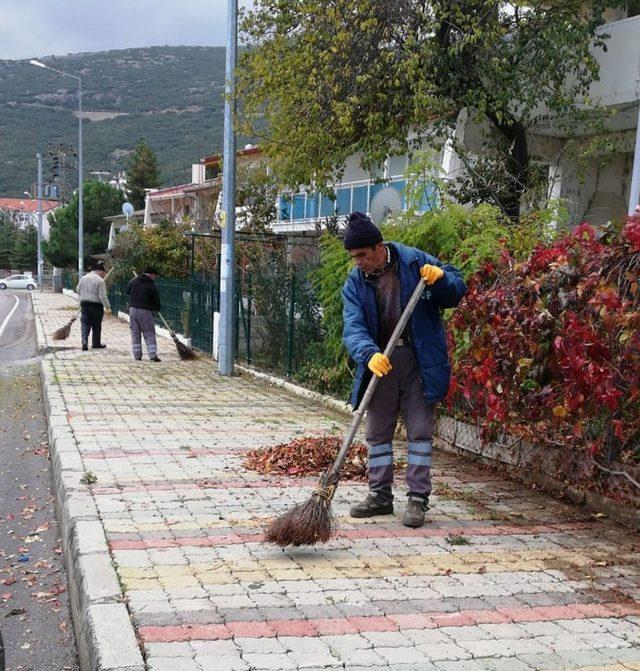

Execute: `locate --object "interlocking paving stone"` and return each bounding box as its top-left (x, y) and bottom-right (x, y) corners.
top-left (33, 292), bottom-right (640, 671)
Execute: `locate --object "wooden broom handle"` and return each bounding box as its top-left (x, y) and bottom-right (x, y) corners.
top-left (157, 311), bottom-right (175, 336)
top-left (329, 277), bottom-right (427, 479)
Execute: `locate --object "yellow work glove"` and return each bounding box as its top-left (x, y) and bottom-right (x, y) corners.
top-left (420, 263), bottom-right (444, 285)
top-left (368, 353), bottom-right (392, 377)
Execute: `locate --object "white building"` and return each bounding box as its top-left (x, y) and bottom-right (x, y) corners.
top-left (0, 197), bottom-right (60, 239)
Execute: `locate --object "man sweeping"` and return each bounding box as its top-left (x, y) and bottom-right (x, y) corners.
top-left (126, 267), bottom-right (162, 362)
top-left (76, 261), bottom-right (110, 351)
top-left (342, 212), bottom-right (467, 528)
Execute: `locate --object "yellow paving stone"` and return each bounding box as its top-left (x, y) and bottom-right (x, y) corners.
top-left (260, 558), bottom-right (302, 570)
top-left (225, 571), bottom-right (268, 583)
top-left (159, 575), bottom-right (200, 588)
top-left (126, 579), bottom-right (162, 591)
top-left (119, 567), bottom-right (159, 579)
top-left (559, 665), bottom-right (636, 671)
top-left (102, 512), bottom-right (486, 534)
top-left (267, 569), bottom-right (310, 580)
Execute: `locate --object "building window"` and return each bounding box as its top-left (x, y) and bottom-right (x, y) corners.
top-left (279, 195), bottom-right (291, 221)
top-left (352, 185), bottom-right (368, 213)
top-left (292, 194), bottom-right (305, 220)
top-left (335, 187), bottom-right (350, 216)
top-left (319, 194), bottom-right (334, 218)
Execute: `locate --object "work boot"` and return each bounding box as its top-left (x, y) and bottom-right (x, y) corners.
top-left (403, 496), bottom-right (429, 528)
top-left (350, 492), bottom-right (393, 518)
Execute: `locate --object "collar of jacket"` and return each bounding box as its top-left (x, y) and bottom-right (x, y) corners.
top-left (355, 241), bottom-right (422, 281)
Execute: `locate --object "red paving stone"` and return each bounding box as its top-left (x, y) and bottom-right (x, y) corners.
top-left (346, 616), bottom-right (398, 633)
top-left (313, 618), bottom-right (359, 635)
top-left (269, 619), bottom-right (319, 637)
top-left (226, 621), bottom-right (275, 638)
top-left (139, 623), bottom-right (233, 642)
top-left (139, 602), bottom-right (637, 643)
top-left (388, 614), bottom-right (438, 629)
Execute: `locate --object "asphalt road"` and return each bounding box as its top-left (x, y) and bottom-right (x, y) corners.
top-left (0, 292), bottom-right (37, 364)
top-left (0, 291), bottom-right (78, 671)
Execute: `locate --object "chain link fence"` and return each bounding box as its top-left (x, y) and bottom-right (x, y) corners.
top-left (235, 262), bottom-right (323, 377)
top-left (108, 276), bottom-right (220, 355)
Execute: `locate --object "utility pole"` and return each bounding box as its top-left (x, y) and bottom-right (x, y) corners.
top-left (218, 0), bottom-right (238, 375)
top-left (30, 60), bottom-right (83, 276)
top-left (77, 76), bottom-right (84, 277)
top-left (37, 153), bottom-right (43, 288)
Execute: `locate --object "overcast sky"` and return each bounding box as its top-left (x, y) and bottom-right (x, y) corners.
top-left (0, 0), bottom-right (254, 60)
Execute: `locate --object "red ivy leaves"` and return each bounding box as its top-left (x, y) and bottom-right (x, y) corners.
top-left (448, 217), bottom-right (640, 459)
top-left (623, 214), bottom-right (640, 252)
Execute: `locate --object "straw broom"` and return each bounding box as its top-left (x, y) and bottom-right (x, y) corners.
top-left (265, 277), bottom-right (427, 547)
top-left (52, 267), bottom-right (114, 340)
top-left (52, 309), bottom-right (80, 340)
top-left (156, 311), bottom-right (199, 360)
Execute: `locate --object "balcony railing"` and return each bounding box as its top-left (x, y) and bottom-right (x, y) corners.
top-left (273, 175), bottom-right (437, 232)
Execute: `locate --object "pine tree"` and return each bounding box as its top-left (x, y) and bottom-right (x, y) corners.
top-left (127, 139), bottom-right (161, 211)
top-left (11, 224), bottom-right (37, 271)
top-left (0, 213), bottom-right (18, 270)
top-left (44, 181), bottom-right (124, 269)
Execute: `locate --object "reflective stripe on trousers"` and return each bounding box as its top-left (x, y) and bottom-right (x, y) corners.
top-left (365, 347), bottom-right (435, 498)
top-left (129, 307), bottom-right (157, 359)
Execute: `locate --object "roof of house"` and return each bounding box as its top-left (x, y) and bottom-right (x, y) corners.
top-left (104, 209), bottom-right (145, 222)
top-left (146, 184), bottom-right (189, 201)
top-left (0, 198), bottom-right (60, 213)
top-left (183, 178), bottom-right (222, 194)
top-left (200, 144), bottom-right (263, 168)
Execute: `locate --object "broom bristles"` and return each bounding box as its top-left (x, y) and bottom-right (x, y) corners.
top-left (51, 322), bottom-right (72, 340)
top-left (265, 494), bottom-right (335, 547)
top-left (174, 338), bottom-right (198, 360)
top-left (265, 471), bottom-right (338, 547)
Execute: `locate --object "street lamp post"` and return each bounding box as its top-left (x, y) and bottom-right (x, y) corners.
top-left (30, 59), bottom-right (84, 277)
top-left (36, 153), bottom-right (43, 288)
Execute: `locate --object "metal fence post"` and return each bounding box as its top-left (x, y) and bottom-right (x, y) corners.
top-left (247, 272), bottom-right (252, 364)
top-left (286, 272), bottom-right (296, 378)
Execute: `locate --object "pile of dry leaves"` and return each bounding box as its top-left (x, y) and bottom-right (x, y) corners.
top-left (244, 435), bottom-right (371, 481)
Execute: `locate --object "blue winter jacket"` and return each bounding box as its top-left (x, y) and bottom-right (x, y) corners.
top-left (342, 242), bottom-right (467, 409)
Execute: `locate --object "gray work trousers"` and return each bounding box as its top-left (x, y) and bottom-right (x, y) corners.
top-left (365, 346), bottom-right (435, 500)
top-left (129, 307), bottom-right (157, 359)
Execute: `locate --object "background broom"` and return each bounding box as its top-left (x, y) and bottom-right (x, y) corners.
top-left (51, 309), bottom-right (80, 340)
top-left (156, 311), bottom-right (199, 360)
top-left (52, 267), bottom-right (114, 340)
top-left (265, 276), bottom-right (427, 547)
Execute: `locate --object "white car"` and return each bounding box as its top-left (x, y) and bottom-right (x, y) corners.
top-left (0, 274), bottom-right (38, 290)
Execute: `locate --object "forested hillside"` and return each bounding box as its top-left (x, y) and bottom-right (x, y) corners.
top-left (0, 46), bottom-right (230, 196)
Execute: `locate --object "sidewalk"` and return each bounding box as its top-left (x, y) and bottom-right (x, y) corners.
top-left (33, 291), bottom-right (640, 671)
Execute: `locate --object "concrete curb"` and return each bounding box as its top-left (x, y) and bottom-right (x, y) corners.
top-left (34, 302), bottom-right (145, 670)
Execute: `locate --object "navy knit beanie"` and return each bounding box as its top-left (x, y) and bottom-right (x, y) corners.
top-left (343, 212), bottom-right (383, 250)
